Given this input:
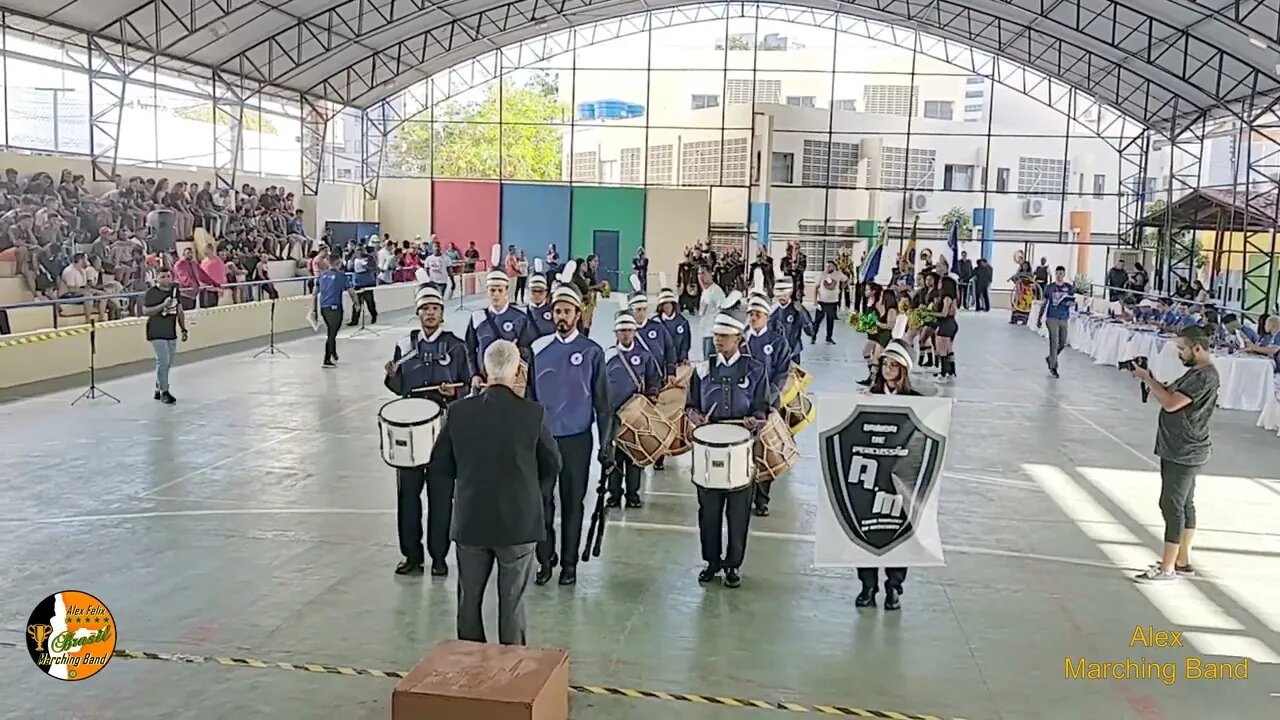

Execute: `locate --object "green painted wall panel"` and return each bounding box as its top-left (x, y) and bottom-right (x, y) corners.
top-left (570, 186), bottom-right (646, 288)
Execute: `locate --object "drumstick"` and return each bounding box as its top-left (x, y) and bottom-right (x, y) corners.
top-left (393, 349), bottom-right (420, 369)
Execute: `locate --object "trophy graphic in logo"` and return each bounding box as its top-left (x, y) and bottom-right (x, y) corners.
top-left (27, 623), bottom-right (52, 651)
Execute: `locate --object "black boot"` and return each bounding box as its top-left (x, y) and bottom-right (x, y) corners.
top-left (625, 495), bottom-right (643, 509)
top-left (722, 568), bottom-right (741, 588)
top-left (558, 567), bottom-right (577, 586)
top-left (395, 559), bottom-right (424, 576)
top-left (535, 564), bottom-right (554, 585)
top-left (855, 585), bottom-right (877, 607)
top-left (884, 587), bottom-right (901, 611)
top-left (430, 560), bottom-right (448, 577)
top-left (605, 495), bottom-right (622, 509)
top-left (698, 563), bottom-right (721, 583)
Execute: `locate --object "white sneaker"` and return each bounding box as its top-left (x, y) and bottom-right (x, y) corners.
top-left (1135, 567), bottom-right (1180, 583)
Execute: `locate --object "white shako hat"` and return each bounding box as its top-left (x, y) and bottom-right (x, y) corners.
top-left (881, 338), bottom-right (914, 371)
top-left (747, 292), bottom-right (771, 314)
top-left (774, 277), bottom-right (793, 295)
top-left (657, 288), bottom-right (677, 304)
top-left (528, 274), bottom-right (548, 290)
top-left (627, 291), bottom-right (648, 308)
top-left (614, 311), bottom-right (637, 331)
top-left (415, 285), bottom-right (445, 309)
top-left (485, 269), bottom-right (510, 288)
top-left (551, 284), bottom-right (582, 309)
top-left (712, 309), bottom-right (746, 336)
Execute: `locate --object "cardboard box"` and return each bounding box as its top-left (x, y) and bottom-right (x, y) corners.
top-left (392, 640), bottom-right (569, 720)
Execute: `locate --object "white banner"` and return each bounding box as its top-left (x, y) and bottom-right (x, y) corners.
top-left (814, 394), bottom-right (952, 568)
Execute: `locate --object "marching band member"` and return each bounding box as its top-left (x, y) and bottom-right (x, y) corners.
top-left (604, 311), bottom-right (662, 508)
top-left (656, 285), bottom-right (692, 364)
top-left (524, 275), bottom-right (555, 338)
top-left (466, 269), bottom-right (537, 397)
top-left (383, 285), bottom-right (470, 577)
top-left (531, 284), bottom-right (614, 586)
top-left (743, 291), bottom-right (790, 517)
top-left (686, 309), bottom-right (770, 589)
top-left (770, 277), bottom-right (814, 365)
top-left (629, 289), bottom-right (676, 379)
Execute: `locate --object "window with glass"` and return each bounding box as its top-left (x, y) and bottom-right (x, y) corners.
top-left (1017, 156), bottom-right (1068, 198)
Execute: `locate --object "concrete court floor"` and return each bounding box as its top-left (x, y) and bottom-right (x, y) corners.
top-left (1, 298), bottom-right (1279, 720)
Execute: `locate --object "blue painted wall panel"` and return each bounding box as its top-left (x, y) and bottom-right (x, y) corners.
top-left (501, 183), bottom-right (571, 268)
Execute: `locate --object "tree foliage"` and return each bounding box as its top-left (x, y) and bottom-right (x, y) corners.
top-left (1140, 199), bottom-right (1207, 268)
top-left (174, 105), bottom-right (277, 134)
top-left (939, 206), bottom-right (973, 241)
top-left (388, 74), bottom-right (566, 180)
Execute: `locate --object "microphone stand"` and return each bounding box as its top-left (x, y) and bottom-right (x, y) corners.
top-left (71, 316), bottom-right (119, 406)
top-left (253, 297), bottom-right (290, 358)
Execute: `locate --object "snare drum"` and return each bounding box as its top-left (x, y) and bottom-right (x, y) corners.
top-left (691, 423), bottom-right (754, 491)
top-left (378, 397), bottom-right (444, 468)
top-left (616, 395), bottom-right (677, 467)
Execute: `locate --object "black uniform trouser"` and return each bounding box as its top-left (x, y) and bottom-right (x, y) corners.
top-left (396, 466), bottom-right (454, 565)
top-left (697, 485), bottom-right (753, 570)
top-left (537, 431), bottom-right (594, 570)
top-left (350, 288), bottom-right (378, 324)
top-left (857, 567), bottom-right (907, 592)
top-left (814, 301), bottom-right (838, 340)
top-left (320, 307), bottom-right (343, 362)
top-left (752, 480), bottom-right (771, 510)
top-left (607, 454), bottom-right (641, 500)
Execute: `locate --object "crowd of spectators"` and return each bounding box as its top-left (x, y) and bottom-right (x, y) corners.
top-left (0, 168), bottom-right (318, 327)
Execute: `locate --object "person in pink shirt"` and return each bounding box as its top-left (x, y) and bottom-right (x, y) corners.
top-left (199, 246), bottom-right (228, 307)
top-left (172, 246), bottom-right (217, 310)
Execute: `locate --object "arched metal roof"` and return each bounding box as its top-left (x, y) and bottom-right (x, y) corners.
top-left (12, 0), bottom-right (1280, 135)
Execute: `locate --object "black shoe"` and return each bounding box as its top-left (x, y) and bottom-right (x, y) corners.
top-left (698, 564), bottom-right (721, 583)
top-left (753, 504), bottom-right (770, 517)
top-left (654, 460), bottom-right (665, 470)
top-left (625, 496), bottom-right (643, 509)
top-left (322, 362), bottom-right (336, 369)
top-left (430, 561), bottom-right (448, 577)
top-left (856, 377), bottom-right (872, 386)
top-left (333, 352), bottom-right (339, 362)
top-left (884, 588), bottom-right (901, 611)
top-left (395, 559), bottom-right (424, 576)
top-left (160, 392), bottom-right (177, 405)
top-left (855, 586), bottom-right (877, 607)
top-left (826, 338), bottom-right (835, 345)
top-left (605, 495), bottom-right (622, 509)
top-left (558, 568), bottom-right (577, 586)
top-left (722, 568), bottom-right (741, 588)
top-left (1050, 368), bottom-right (1059, 379)
top-left (153, 390), bottom-right (161, 400)
top-left (535, 565), bottom-right (554, 585)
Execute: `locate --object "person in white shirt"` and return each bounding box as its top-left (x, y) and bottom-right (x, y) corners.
top-left (697, 268), bottom-right (726, 359)
top-left (423, 247), bottom-right (450, 293)
top-left (811, 261), bottom-right (847, 344)
top-left (377, 240), bottom-right (397, 285)
top-left (59, 252), bottom-right (109, 321)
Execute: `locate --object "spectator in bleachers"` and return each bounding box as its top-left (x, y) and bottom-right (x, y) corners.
top-left (195, 181), bottom-right (226, 237)
top-left (59, 252), bottom-right (110, 321)
top-left (199, 243), bottom-right (228, 307)
top-left (4, 167), bottom-right (23, 195)
top-left (285, 208), bottom-right (311, 259)
top-left (173, 246), bottom-right (215, 310)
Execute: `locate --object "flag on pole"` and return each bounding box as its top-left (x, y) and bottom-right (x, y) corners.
top-left (899, 216), bottom-right (919, 273)
top-left (860, 222), bottom-right (887, 283)
top-left (946, 219), bottom-right (959, 265)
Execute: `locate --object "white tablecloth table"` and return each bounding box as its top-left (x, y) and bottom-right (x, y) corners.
top-left (1023, 304), bottom-right (1277, 415)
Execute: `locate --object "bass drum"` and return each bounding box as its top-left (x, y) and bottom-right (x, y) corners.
top-left (755, 410), bottom-right (799, 481)
top-left (615, 395), bottom-right (677, 467)
top-left (654, 364), bottom-right (693, 456)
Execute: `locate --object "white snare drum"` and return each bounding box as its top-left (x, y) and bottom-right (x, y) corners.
top-left (691, 423), bottom-right (754, 491)
top-left (378, 398), bottom-right (444, 468)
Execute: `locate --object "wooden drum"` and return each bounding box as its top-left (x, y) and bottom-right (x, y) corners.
top-left (754, 410), bottom-right (799, 481)
top-left (654, 364), bottom-right (694, 457)
top-left (616, 395), bottom-right (677, 467)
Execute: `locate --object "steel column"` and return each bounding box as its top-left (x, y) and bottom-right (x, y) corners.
top-left (301, 97), bottom-right (333, 197)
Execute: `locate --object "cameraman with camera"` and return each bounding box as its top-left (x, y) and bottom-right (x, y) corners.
top-left (1130, 326), bottom-right (1219, 584)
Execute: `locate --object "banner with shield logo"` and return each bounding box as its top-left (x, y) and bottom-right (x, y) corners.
top-left (815, 394), bottom-right (952, 567)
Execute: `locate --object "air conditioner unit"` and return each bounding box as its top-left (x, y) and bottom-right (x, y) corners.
top-left (907, 192), bottom-right (930, 213)
top-left (1023, 197), bottom-right (1046, 217)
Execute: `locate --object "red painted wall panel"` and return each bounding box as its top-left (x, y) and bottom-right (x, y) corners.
top-left (432, 180), bottom-right (500, 270)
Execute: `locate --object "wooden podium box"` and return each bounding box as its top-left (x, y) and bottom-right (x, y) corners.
top-left (392, 640), bottom-right (569, 720)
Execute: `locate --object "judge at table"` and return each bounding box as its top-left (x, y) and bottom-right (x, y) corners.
top-left (427, 340), bottom-right (562, 645)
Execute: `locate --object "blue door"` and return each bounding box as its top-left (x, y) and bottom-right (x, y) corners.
top-left (593, 230), bottom-right (620, 291)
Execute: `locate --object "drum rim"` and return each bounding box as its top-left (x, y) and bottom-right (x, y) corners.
top-left (691, 423), bottom-right (752, 448)
top-left (378, 397), bottom-right (443, 427)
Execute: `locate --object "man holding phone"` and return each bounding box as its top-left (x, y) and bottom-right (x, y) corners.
top-left (142, 266), bottom-right (189, 404)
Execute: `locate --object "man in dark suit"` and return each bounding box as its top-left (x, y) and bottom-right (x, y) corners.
top-left (427, 339), bottom-right (562, 646)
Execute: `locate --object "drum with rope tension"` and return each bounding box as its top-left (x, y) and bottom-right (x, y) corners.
top-left (654, 363), bottom-right (694, 456)
top-left (615, 395), bottom-right (677, 467)
top-left (754, 410), bottom-right (799, 481)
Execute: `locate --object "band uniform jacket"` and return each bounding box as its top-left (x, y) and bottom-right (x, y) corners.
top-left (531, 331), bottom-right (613, 452)
top-left (743, 325), bottom-right (790, 399)
top-left (427, 385), bottom-right (562, 548)
top-left (769, 301), bottom-right (814, 364)
top-left (465, 304), bottom-right (538, 396)
top-left (384, 328), bottom-right (470, 406)
top-left (657, 311), bottom-right (692, 364)
top-left (604, 343), bottom-right (662, 413)
top-left (635, 317), bottom-right (676, 376)
top-left (685, 354), bottom-right (771, 425)
top-left (525, 302), bottom-right (556, 338)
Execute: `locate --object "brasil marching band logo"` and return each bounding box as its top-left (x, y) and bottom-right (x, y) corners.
top-left (26, 590), bottom-right (117, 680)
